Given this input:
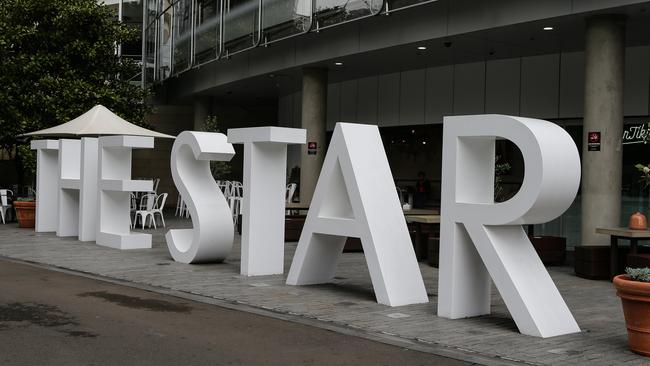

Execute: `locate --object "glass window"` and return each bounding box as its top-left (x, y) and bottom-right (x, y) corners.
top-left (194, 0), bottom-right (221, 64)
top-left (223, 0), bottom-right (260, 55)
top-left (122, 0), bottom-right (144, 59)
top-left (144, 24), bottom-right (156, 85)
top-left (314, 0), bottom-right (382, 29)
top-left (173, 0), bottom-right (192, 72)
top-left (146, 0), bottom-right (158, 26)
top-left (386, 0), bottom-right (435, 12)
top-left (158, 6), bottom-right (173, 80)
top-left (261, 0), bottom-right (311, 44)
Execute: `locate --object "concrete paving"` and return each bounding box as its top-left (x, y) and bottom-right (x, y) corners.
top-left (0, 259), bottom-right (469, 366)
top-left (0, 217), bottom-right (644, 365)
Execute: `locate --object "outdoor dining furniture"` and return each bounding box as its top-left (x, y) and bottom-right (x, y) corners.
top-left (0, 189), bottom-right (13, 224)
top-left (406, 214), bottom-right (441, 261)
top-left (595, 227), bottom-right (650, 280)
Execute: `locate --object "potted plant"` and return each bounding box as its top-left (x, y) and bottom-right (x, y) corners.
top-left (613, 267), bottom-right (650, 356)
top-left (13, 197), bottom-right (36, 228)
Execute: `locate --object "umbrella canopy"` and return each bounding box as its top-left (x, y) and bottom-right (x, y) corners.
top-left (22, 105), bottom-right (175, 139)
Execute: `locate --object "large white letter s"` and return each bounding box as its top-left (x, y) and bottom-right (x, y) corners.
top-left (165, 131), bottom-right (235, 263)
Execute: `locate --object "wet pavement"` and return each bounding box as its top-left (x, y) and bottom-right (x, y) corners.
top-left (0, 259), bottom-right (470, 366)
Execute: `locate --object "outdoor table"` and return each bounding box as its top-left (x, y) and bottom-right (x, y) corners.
top-left (595, 227), bottom-right (650, 280)
top-left (406, 215), bottom-right (441, 260)
top-left (404, 209), bottom-right (439, 216)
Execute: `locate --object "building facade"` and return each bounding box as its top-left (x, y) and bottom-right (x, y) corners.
top-left (143, 0), bottom-right (650, 248)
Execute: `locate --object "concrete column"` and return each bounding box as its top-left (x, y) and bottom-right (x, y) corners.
top-left (581, 15), bottom-right (625, 246)
top-left (193, 96), bottom-right (211, 130)
top-left (299, 68), bottom-right (328, 205)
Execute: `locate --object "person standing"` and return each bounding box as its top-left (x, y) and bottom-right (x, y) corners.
top-left (413, 171), bottom-right (430, 208)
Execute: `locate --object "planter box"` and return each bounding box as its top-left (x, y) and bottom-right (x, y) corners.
top-left (530, 236), bottom-right (566, 266)
top-left (13, 201), bottom-right (35, 228)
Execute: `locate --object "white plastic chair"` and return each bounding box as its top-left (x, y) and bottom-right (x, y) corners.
top-left (133, 193), bottom-right (156, 229)
top-left (152, 178), bottom-right (160, 194)
top-left (175, 193), bottom-right (186, 217)
top-left (151, 193), bottom-right (168, 228)
top-left (129, 193), bottom-right (137, 228)
top-left (0, 189), bottom-right (13, 224)
top-left (286, 183), bottom-right (297, 204)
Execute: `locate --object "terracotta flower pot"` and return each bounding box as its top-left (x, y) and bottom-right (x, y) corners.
top-left (629, 211), bottom-right (648, 230)
top-left (613, 274), bottom-right (650, 356)
top-left (13, 201), bottom-right (36, 228)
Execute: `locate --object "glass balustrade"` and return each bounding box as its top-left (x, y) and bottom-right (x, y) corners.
top-left (172, 0), bottom-right (192, 72)
top-left (144, 0), bottom-right (435, 84)
top-left (194, 0), bottom-right (221, 64)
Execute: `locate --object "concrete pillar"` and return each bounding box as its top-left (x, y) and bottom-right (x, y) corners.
top-left (299, 68), bottom-right (328, 205)
top-left (581, 15), bottom-right (625, 246)
top-left (193, 96), bottom-right (211, 130)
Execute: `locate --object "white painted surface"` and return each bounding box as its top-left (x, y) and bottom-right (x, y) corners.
top-left (96, 136), bottom-right (154, 250)
top-left (165, 131), bottom-right (235, 263)
top-left (57, 139), bottom-right (81, 237)
top-left (79, 138), bottom-right (99, 242)
top-left (228, 127), bottom-right (306, 276)
top-left (286, 122), bottom-right (428, 307)
top-left (438, 114), bottom-right (581, 338)
top-left (31, 139), bottom-right (59, 232)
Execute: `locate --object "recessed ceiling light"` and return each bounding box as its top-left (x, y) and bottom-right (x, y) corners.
top-left (417, 46), bottom-right (427, 50)
top-left (543, 26), bottom-right (554, 31)
top-left (334, 62), bottom-right (343, 66)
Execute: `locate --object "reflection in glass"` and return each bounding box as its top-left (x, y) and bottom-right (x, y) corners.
top-left (122, 0), bottom-right (144, 59)
top-left (314, 0), bottom-right (382, 29)
top-left (194, 0), bottom-right (220, 64)
top-left (262, 0), bottom-right (311, 43)
top-left (146, 0), bottom-right (158, 25)
top-left (173, 0), bottom-right (192, 72)
top-left (223, 0), bottom-right (260, 55)
top-left (158, 8), bottom-right (173, 80)
top-left (144, 24), bottom-right (156, 85)
top-left (386, 0), bottom-right (433, 12)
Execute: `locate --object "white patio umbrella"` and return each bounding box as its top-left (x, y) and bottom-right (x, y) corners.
top-left (21, 104), bottom-right (175, 139)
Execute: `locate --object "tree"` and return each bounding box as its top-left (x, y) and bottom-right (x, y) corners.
top-left (0, 0), bottom-right (150, 181)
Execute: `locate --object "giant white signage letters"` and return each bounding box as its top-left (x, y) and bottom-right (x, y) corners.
top-left (165, 131), bottom-right (235, 263)
top-left (286, 123), bottom-right (429, 307)
top-left (29, 115), bottom-right (583, 334)
top-left (438, 115), bottom-right (581, 338)
top-left (96, 136), bottom-right (154, 250)
top-left (57, 139), bottom-right (81, 237)
top-left (31, 139), bottom-right (59, 232)
top-left (228, 127), bottom-right (306, 276)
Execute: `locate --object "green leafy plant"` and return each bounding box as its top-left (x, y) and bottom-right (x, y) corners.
top-left (15, 197), bottom-right (35, 202)
top-left (626, 267), bottom-right (650, 282)
top-left (495, 155), bottom-right (512, 203)
top-left (200, 115), bottom-right (231, 179)
top-left (635, 164), bottom-right (650, 192)
top-left (0, 0), bottom-right (151, 183)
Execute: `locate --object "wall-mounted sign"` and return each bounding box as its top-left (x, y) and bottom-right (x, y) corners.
top-left (588, 131), bottom-right (601, 151)
top-left (622, 123), bottom-right (650, 145)
top-left (308, 141), bottom-right (317, 155)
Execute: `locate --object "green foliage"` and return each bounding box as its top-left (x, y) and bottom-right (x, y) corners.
top-left (626, 267), bottom-right (650, 282)
top-left (15, 196), bottom-right (35, 202)
top-left (0, 0), bottom-right (151, 180)
top-left (200, 115), bottom-right (231, 179)
top-left (494, 155), bottom-right (512, 203)
top-left (635, 163), bottom-right (650, 192)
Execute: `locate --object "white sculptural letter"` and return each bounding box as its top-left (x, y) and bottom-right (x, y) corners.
top-left (31, 139), bottom-right (59, 232)
top-left (57, 139), bottom-right (82, 237)
top-left (96, 136), bottom-right (154, 250)
top-left (79, 138), bottom-right (99, 241)
top-left (438, 114), bottom-right (581, 338)
top-left (165, 131), bottom-right (235, 263)
top-left (286, 123), bottom-right (428, 307)
top-left (228, 127), bottom-right (306, 276)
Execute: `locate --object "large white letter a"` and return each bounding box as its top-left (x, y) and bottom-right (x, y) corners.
top-left (286, 123), bottom-right (428, 307)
